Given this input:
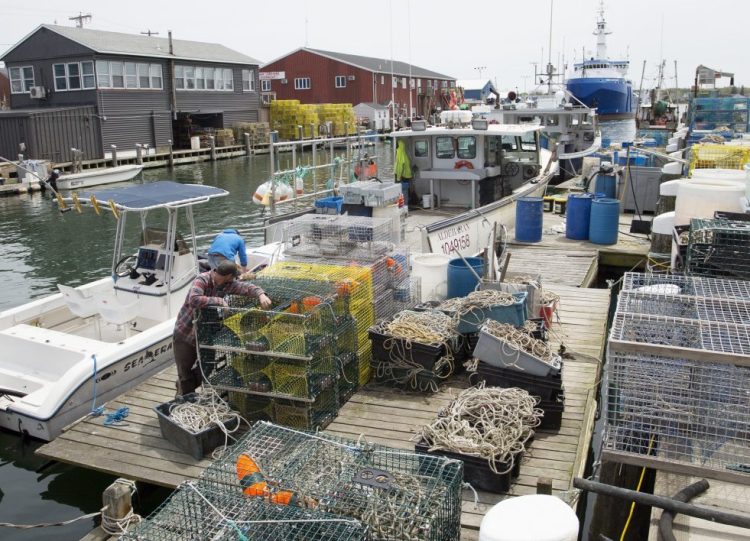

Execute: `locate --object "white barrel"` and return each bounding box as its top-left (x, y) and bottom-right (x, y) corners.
top-left (675, 181), bottom-right (746, 226)
top-left (190, 136), bottom-right (201, 150)
top-left (652, 211), bottom-right (675, 234)
top-left (661, 161), bottom-right (682, 175)
top-left (411, 253), bottom-right (451, 302)
top-left (479, 495), bottom-right (579, 541)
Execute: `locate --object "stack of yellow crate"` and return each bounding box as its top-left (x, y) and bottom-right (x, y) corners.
top-left (317, 104), bottom-right (357, 136)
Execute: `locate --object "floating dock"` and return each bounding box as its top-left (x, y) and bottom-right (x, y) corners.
top-left (38, 209), bottom-right (650, 540)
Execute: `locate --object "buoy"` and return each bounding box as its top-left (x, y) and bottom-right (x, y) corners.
top-left (295, 176), bottom-right (304, 195)
top-left (479, 495), bottom-right (579, 541)
top-left (252, 180), bottom-right (293, 206)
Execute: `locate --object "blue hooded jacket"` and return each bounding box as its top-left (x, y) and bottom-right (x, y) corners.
top-left (208, 228), bottom-right (248, 266)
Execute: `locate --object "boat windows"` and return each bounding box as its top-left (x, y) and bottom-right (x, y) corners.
top-left (414, 140), bottom-right (429, 157)
top-left (456, 136), bottom-right (476, 159)
top-left (436, 137), bottom-right (455, 159)
top-left (500, 136), bottom-right (518, 151)
top-left (520, 132), bottom-right (537, 151)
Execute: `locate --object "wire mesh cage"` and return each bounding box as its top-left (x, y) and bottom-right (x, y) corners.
top-left (686, 218), bottom-right (750, 280)
top-left (282, 215), bottom-right (398, 261)
top-left (605, 348), bottom-right (750, 475)
top-left (618, 290), bottom-right (750, 325)
top-left (610, 312), bottom-right (750, 357)
top-left (120, 481), bottom-right (369, 541)
top-left (622, 272), bottom-right (750, 301)
top-left (200, 421), bottom-right (463, 541)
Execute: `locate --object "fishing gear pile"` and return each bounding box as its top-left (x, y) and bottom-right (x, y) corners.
top-left (369, 310), bottom-right (460, 392)
top-left (417, 385), bottom-right (542, 478)
top-left (123, 421), bottom-right (462, 541)
top-left (481, 321), bottom-right (557, 364)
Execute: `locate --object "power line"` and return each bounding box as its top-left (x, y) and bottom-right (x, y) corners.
top-left (141, 30), bottom-right (159, 37)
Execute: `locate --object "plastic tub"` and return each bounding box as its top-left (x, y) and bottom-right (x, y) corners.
top-left (470, 363), bottom-right (563, 402)
top-left (412, 253), bottom-right (451, 302)
top-left (565, 193), bottom-right (594, 240)
top-left (515, 197), bottom-right (544, 242)
top-left (154, 393), bottom-right (239, 459)
top-left (314, 196), bottom-right (343, 214)
top-left (447, 256), bottom-right (484, 298)
top-left (444, 291), bottom-right (528, 333)
top-left (674, 182), bottom-right (745, 226)
top-left (473, 325), bottom-right (562, 377)
top-left (589, 198), bottom-right (620, 245)
top-left (594, 174), bottom-right (617, 199)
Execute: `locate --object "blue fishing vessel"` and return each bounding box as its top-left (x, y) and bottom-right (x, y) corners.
top-left (566, 3), bottom-right (633, 120)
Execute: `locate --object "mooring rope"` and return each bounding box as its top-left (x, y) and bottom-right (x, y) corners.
top-left (417, 385), bottom-right (543, 474)
top-left (482, 320), bottom-right (557, 364)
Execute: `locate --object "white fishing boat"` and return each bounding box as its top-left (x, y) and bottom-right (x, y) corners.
top-left (55, 163), bottom-right (144, 190)
top-left (0, 181), bottom-right (227, 441)
top-left (390, 118), bottom-right (557, 255)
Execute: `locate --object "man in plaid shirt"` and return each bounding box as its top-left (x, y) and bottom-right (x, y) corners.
top-left (173, 260), bottom-right (271, 395)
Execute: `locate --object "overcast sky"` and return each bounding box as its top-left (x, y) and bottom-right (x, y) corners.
top-left (1, 0), bottom-right (746, 93)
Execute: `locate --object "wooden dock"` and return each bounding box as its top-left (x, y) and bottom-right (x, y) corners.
top-left (38, 214), bottom-right (651, 540)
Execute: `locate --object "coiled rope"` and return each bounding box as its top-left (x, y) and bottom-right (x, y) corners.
top-left (482, 320), bottom-right (557, 364)
top-left (417, 385), bottom-right (543, 474)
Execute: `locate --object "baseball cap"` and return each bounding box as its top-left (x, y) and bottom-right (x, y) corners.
top-left (215, 261), bottom-right (240, 278)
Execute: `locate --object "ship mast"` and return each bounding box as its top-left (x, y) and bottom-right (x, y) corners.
top-left (594, 1), bottom-right (611, 60)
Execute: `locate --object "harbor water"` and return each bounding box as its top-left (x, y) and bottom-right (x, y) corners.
top-left (0, 145), bottom-right (393, 539)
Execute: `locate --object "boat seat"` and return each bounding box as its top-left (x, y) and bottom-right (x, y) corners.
top-left (94, 293), bottom-right (140, 326)
top-left (57, 284), bottom-right (98, 318)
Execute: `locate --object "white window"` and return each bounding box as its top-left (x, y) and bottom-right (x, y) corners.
top-left (195, 67), bottom-right (205, 90)
top-left (111, 62), bottom-right (125, 88)
top-left (441, 80), bottom-right (448, 88)
top-left (261, 79), bottom-right (271, 92)
top-left (124, 62), bottom-right (137, 89)
top-left (150, 64), bottom-right (163, 89)
top-left (410, 78), bottom-right (415, 89)
top-left (173, 65), bottom-right (235, 91)
top-left (223, 68), bottom-right (233, 90)
top-left (137, 63), bottom-right (150, 88)
top-left (54, 61), bottom-right (95, 91)
top-left (401, 77), bottom-right (407, 88)
top-left (242, 69), bottom-right (255, 91)
top-left (294, 77), bottom-right (311, 90)
top-left (96, 60), bottom-right (110, 88)
top-left (205, 67), bottom-right (215, 90)
top-left (53, 64), bottom-right (67, 91)
top-left (380, 75), bottom-right (384, 85)
top-left (417, 78), bottom-right (421, 88)
top-left (9, 66), bottom-right (34, 93)
top-left (392, 77), bottom-right (397, 88)
top-left (185, 66), bottom-right (195, 90)
top-left (214, 69), bottom-right (223, 90)
top-left (335, 75), bottom-right (346, 88)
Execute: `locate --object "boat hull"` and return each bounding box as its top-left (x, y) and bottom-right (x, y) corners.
top-left (56, 164), bottom-right (144, 190)
top-left (0, 332), bottom-right (174, 441)
top-left (566, 77), bottom-right (633, 119)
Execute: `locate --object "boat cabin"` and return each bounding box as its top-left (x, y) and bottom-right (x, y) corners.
top-left (392, 122), bottom-right (542, 209)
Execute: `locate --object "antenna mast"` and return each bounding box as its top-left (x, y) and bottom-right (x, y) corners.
top-left (69, 12), bottom-right (92, 28)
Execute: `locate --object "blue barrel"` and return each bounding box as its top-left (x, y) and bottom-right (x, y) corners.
top-left (589, 198), bottom-right (620, 245)
top-left (595, 174), bottom-right (617, 199)
top-left (447, 257), bottom-right (484, 298)
top-left (515, 197), bottom-right (543, 243)
top-left (566, 193), bottom-right (594, 240)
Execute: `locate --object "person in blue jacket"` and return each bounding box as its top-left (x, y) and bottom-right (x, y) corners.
top-left (207, 228), bottom-right (248, 272)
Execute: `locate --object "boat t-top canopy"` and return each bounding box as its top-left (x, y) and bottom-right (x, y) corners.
top-left (76, 181), bottom-right (228, 212)
top-left (391, 124), bottom-right (542, 138)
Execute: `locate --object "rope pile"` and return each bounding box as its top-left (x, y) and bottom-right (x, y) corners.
top-left (380, 310), bottom-right (455, 345)
top-left (505, 275), bottom-right (540, 287)
top-left (168, 389), bottom-right (243, 457)
top-left (417, 385), bottom-right (543, 474)
top-left (539, 290), bottom-right (560, 306)
top-left (482, 320), bottom-right (556, 363)
top-left (438, 290), bottom-right (516, 315)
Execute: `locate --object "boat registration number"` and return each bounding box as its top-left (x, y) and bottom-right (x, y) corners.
top-left (428, 220), bottom-right (492, 257)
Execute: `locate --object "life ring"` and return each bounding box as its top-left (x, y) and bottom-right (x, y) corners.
top-left (454, 160), bottom-right (474, 170)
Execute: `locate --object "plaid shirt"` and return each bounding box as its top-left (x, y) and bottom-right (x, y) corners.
top-left (173, 271), bottom-right (264, 345)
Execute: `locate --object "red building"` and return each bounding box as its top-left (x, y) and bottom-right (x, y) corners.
top-left (260, 47), bottom-right (456, 119)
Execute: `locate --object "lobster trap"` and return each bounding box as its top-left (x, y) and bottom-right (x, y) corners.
top-left (199, 421), bottom-right (463, 541)
top-left (686, 218), bottom-right (750, 280)
top-left (120, 481), bottom-right (369, 541)
top-left (605, 273), bottom-right (750, 482)
top-left (282, 214), bottom-right (398, 261)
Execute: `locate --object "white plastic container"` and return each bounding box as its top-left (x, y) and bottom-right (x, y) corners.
top-left (411, 253), bottom-right (451, 302)
top-left (665, 142), bottom-right (678, 152)
top-left (652, 211), bottom-right (675, 235)
top-left (661, 161), bottom-right (682, 175)
top-left (674, 181), bottom-right (746, 226)
top-left (190, 136), bottom-right (201, 150)
top-left (421, 193), bottom-right (433, 209)
top-left (691, 168), bottom-right (747, 180)
top-left (479, 495), bottom-right (579, 541)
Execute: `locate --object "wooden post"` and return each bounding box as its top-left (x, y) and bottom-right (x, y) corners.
top-left (243, 132), bottom-right (251, 155)
top-left (209, 136), bottom-right (216, 161)
top-left (110, 145), bottom-right (118, 167)
top-left (135, 144), bottom-right (143, 165)
top-left (309, 122), bottom-right (315, 140)
top-left (536, 477), bottom-right (553, 495)
top-left (102, 478), bottom-right (133, 531)
top-left (168, 139), bottom-right (174, 168)
top-left (297, 125), bottom-right (303, 141)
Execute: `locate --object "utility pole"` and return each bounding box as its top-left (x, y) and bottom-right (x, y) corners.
top-left (474, 66), bottom-right (487, 80)
top-left (69, 12), bottom-right (92, 28)
top-left (141, 30), bottom-right (159, 37)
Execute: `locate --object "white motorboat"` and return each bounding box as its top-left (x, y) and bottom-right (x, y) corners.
top-left (0, 181), bottom-right (227, 441)
top-left (55, 164), bottom-right (144, 190)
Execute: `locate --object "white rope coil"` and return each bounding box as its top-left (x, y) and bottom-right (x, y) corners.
top-left (482, 320), bottom-right (556, 363)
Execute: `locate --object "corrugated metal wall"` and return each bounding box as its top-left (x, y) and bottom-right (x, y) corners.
top-left (0, 107), bottom-right (100, 162)
top-left (97, 84), bottom-right (172, 152)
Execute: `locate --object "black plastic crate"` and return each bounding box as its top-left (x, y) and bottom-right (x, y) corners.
top-left (538, 392), bottom-right (565, 431)
top-left (154, 393), bottom-right (240, 460)
top-left (470, 363), bottom-right (563, 402)
top-left (371, 360), bottom-right (450, 391)
top-left (415, 439), bottom-right (523, 494)
top-left (369, 328), bottom-right (446, 369)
